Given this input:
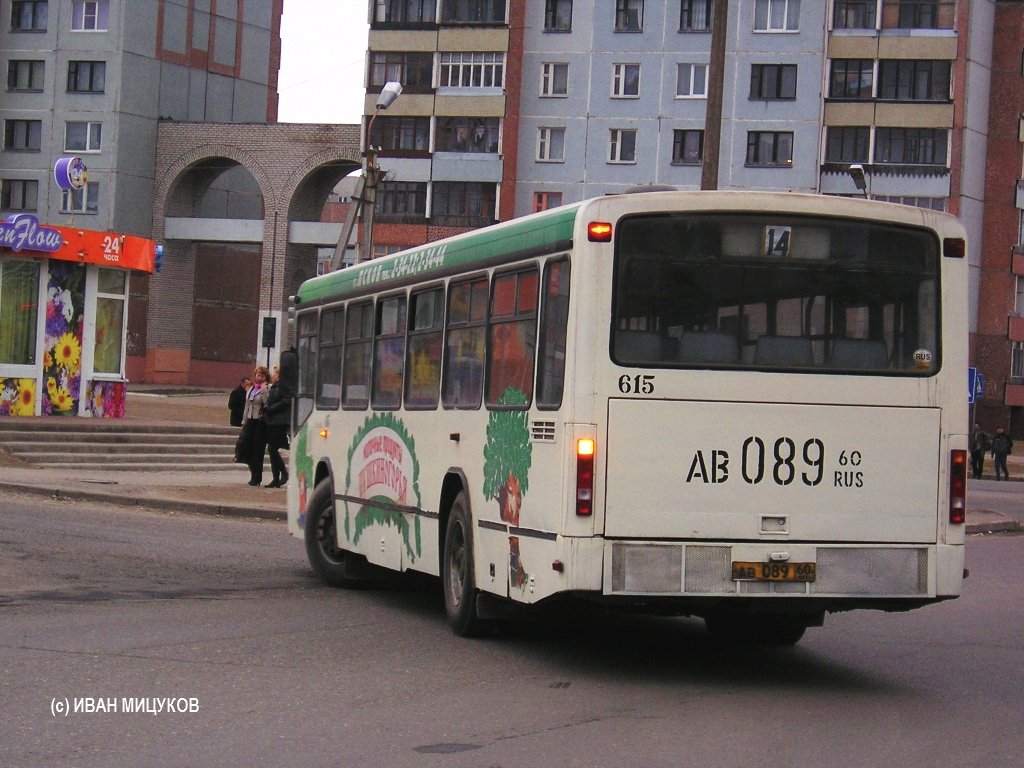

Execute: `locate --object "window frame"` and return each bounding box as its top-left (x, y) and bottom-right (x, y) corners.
top-left (609, 128), bottom-right (638, 164)
top-left (71, 0), bottom-right (107, 31)
top-left (7, 59), bottom-right (45, 91)
top-left (315, 306), bottom-right (345, 410)
top-left (825, 126), bottom-right (870, 163)
top-left (371, 292), bottom-right (408, 410)
top-left (0, 257), bottom-right (41, 370)
top-left (438, 51), bottom-right (505, 89)
top-left (93, 267), bottom-right (128, 377)
top-left (615, 0), bottom-right (643, 31)
top-left (676, 63), bottom-right (708, 98)
top-left (435, 116), bottom-right (501, 154)
top-left (749, 63), bottom-right (797, 100)
top-left (877, 59), bottom-right (951, 102)
top-left (754, 0), bottom-right (800, 31)
top-left (342, 301), bottom-right (374, 410)
top-left (745, 130), bottom-right (794, 167)
top-left (64, 120), bottom-right (102, 153)
top-left (485, 266), bottom-right (540, 409)
top-left (672, 129), bottom-right (705, 165)
top-left (1, 179), bottom-right (39, 211)
top-left (611, 63), bottom-right (641, 98)
top-left (537, 127), bottom-right (566, 163)
top-left (67, 60), bottom-right (106, 93)
top-left (540, 62), bottom-right (569, 97)
top-left (61, 181), bottom-right (99, 214)
top-left (544, 0), bottom-right (572, 31)
top-left (3, 119), bottom-right (42, 152)
top-left (11, 1), bottom-right (48, 32)
top-left (442, 275), bottom-right (489, 410)
top-left (404, 286), bottom-right (445, 410)
top-left (679, 0), bottom-right (713, 31)
top-left (833, 0), bottom-right (876, 29)
top-left (829, 59), bottom-right (874, 100)
top-left (873, 127), bottom-right (948, 166)
top-left (369, 51), bottom-right (433, 91)
top-left (536, 257), bottom-right (571, 410)
top-left (533, 192), bottom-right (563, 213)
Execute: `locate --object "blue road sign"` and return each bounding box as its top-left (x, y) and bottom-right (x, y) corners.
top-left (968, 368), bottom-right (985, 404)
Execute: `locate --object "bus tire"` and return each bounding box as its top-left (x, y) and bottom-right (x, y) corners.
top-left (304, 480), bottom-right (359, 588)
top-left (442, 491), bottom-right (488, 637)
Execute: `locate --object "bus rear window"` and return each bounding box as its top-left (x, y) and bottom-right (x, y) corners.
top-left (611, 212), bottom-right (940, 375)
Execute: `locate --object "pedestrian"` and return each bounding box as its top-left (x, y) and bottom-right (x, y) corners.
top-left (263, 365), bottom-right (291, 488)
top-left (240, 366), bottom-right (270, 486)
top-left (227, 376), bottom-right (250, 428)
top-left (990, 426), bottom-right (1014, 481)
top-left (970, 423), bottom-right (990, 480)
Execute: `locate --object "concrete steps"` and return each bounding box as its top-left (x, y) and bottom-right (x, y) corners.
top-left (0, 419), bottom-right (262, 472)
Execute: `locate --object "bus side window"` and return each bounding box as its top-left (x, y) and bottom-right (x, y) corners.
top-left (405, 287), bottom-right (444, 409)
top-left (486, 268), bottom-right (538, 408)
top-left (295, 311), bottom-right (319, 426)
top-left (343, 301), bottom-right (373, 409)
top-left (537, 258), bottom-right (570, 409)
top-left (315, 307), bottom-right (344, 410)
top-left (372, 293), bottom-right (407, 410)
top-left (443, 276), bottom-right (488, 409)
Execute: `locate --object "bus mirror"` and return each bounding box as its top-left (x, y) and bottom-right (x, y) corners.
top-left (279, 349), bottom-right (299, 399)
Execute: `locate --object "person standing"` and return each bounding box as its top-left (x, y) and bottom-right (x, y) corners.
top-left (264, 366), bottom-right (291, 488)
top-left (990, 426), bottom-right (1014, 481)
top-left (241, 366), bottom-right (270, 486)
top-left (228, 376), bottom-right (250, 427)
top-left (970, 423), bottom-right (991, 480)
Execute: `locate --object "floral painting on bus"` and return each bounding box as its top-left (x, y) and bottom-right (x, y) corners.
top-left (344, 413), bottom-right (422, 561)
top-left (483, 387), bottom-right (533, 526)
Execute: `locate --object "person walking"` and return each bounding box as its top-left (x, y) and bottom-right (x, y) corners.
top-left (263, 366), bottom-right (291, 488)
top-left (241, 366), bottom-right (270, 486)
top-left (990, 426), bottom-right (1014, 481)
top-left (227, 376), bottom-right (250, 427)
top-left (970, 423), bottom-right (991, 480)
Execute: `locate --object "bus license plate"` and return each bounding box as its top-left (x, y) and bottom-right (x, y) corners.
top-left (731, 562), bottom-right (816, 582)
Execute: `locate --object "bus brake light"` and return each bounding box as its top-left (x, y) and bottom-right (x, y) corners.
top-left (588, 222), bottom-right (613, 242)
top-left (949, 449), bottom-right (966, 524)
top-left (943, 238), bottom-right (965, 259)
top-left (576, 439), bottom-right (595, 516)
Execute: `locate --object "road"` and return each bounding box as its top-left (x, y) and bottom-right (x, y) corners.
top-left (2, 493), bottom-right (1022, 768)
top-left (968, 477), bottom-right (1024, 526)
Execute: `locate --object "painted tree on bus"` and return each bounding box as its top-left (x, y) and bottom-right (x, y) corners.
top-left (483, 387), bottom-right (532, 526)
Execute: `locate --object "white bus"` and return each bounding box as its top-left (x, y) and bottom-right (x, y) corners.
top-left (284, 191), bottom-right (968, 644)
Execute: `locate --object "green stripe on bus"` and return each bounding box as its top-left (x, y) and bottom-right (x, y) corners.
top-left (297, 204), bottom-right (581, 305)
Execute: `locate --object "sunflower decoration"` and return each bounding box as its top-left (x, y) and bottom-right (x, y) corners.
top-left (11, 381), bottom-right (35, 417)
top-left (54, 332), bottom-right (82, 374)
top-left (51, 384), bottom-right (74, 412)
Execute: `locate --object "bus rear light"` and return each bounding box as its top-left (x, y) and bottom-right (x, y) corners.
top-left (588, 221), bottom-right (613, 242)
top-left (943, 238), bottom-right (965, 258)
top-left (576, 438), bottom-right (595, 516)
top-left (949, 449), bottom-right (967, 524)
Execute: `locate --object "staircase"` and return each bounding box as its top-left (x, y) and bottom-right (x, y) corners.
top-left (0, 419), bottom-right (248, 472)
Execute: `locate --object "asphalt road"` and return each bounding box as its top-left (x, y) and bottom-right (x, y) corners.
top-left (2, 493), bottom-right (1022, 768)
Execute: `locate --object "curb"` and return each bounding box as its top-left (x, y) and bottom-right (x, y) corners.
top-left (966, 518), bottom-right (1022, 535)
top-left (0, 482), bottom-right (287, 522)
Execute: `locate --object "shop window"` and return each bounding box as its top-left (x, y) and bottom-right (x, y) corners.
top-left (94, 268), bottom-right (126, 375)
top-left (0, 258), bottom-right (40, 365)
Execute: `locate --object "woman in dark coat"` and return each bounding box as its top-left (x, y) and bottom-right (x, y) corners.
top-left (264, 366), bottom-right (291, 488)
top-left (241, 366), bottom-right (269, 486)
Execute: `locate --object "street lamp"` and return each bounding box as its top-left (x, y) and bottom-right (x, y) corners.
top-left (848, 163), bottom-right (869, 199)
top-left (329, 81), bottom-right (402, 271)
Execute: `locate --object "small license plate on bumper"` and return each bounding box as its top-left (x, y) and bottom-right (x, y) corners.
top-left (732, 561), bottom-right (816, 582)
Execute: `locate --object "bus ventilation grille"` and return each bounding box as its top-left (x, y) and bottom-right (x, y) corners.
top-left (530, 420), bottom-right (557, 443)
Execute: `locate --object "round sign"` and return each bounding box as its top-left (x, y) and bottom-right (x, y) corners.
top-left (54, 157), bottom-right (88, 191)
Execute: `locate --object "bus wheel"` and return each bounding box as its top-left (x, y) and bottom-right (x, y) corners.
top-left (304, 481), bottom-right (358, 588)
top-left (442, 492), bottom-right (488, 637)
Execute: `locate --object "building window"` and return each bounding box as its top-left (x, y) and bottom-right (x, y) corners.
top-left (873, 195), bottom-right (946, 211)
top-left (672, 129), bottom-right (704, 164)
top-left (746, 131), bottom-right (793, 166)
top-left (896, 0), bottom-right (939, 29)
top-left (3, 120), bottom-right (42, 151)
top-left (829, 59), bottom-right (874, 99)
top-left (676, 63), bottom-right (707, 97)
top-left (0, 179), bottom-right (39, 211)
top-left (533, 192), bottom-right (563, 212)
top-left (0, 258), bottom-right (40, 367)
top-left (64, 121), bottom-right (102, 152)
top-left (94, 268), bottom-right (126, 375)
top-left (440, 0), bottom-right (506, 24)
top-left (67, 61), bottom-right (106, 92)
top-left (7, 60), bottom-right (44, 91)
top-left (833, 1), bottom-right (876, 28)
top-left (874, 128), bottom-right (947, 165)
top-left (878, 60), bottom-right (951, 102)
top-left (615, 0), bottom-right (643, 31)
top-left (754, 0), bottom-right (799, 31)
top-left (545, 0), bottom-right (572, 30)
top-left (11, 1), bottom-right (47, 31)
top-left (537, 127), bottom-right (566, 162)
top-left (439, 52), bottom-right (504, 88)
top-left (376, 181), bottom-right (427, 223)
top-left (609, 129), bottom-right (637, 163)
top-left (61, 181), bottom-right (99, 214)
top-left (825, 126), bottom-right (870, 163)
top-left (680, 0), bottom-right (713, 31)
top-left (1013, 341), bottom-right (1024, 381)
top-left (541, 63), bottom-right (569, 96)
top-left (436, 117), bottom-right (501, 153)
top-left (750, 64), bottom-right (797, 100)
top-left (71, 0), bottom-right (108, 31)
top-left (373, 0), bottom-right (435, 23)
top-left (369, 52), bottom-right (432, 90)
top-left (432, 182), bottom-right (497, 227)
top-left (369, 116), bottom-right (430, 152)
top-left (612, 63), bottom-right (640, 98)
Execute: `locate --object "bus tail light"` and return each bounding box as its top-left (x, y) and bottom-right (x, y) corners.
top-left (943, 238), bottom-right (966, 259)
top-left (576, 438), bottom-right (595, 516)
top-left (949, 449), bottom-right (967, 524)
top-left (588, 221), bottom-right (613, 242)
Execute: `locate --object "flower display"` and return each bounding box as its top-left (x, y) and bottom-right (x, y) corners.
top-left (54, 332), bottom-right (81, 373)
top-left (85, 380), bottom-right (126, 419)
top-left (41, 262), bottom-right (85, 416)
top-left (0, 378), bottom-right (36, 417)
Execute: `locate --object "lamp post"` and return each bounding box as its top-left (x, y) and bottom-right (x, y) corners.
top-left (357, 81), bottom-right (402, 265)
top-left (329, 81), bottom-right (402, 271)
top-left (848, 163), bottom-right (870, 199)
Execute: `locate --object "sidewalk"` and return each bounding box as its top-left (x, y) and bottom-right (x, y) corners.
top-left (0, 386), bottom-right (286, 520)
top-left (0, 387), bottom-right (1020, 533)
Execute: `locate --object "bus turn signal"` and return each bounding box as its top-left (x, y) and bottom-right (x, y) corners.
top-left (588, 222), bottom-right (612, 242)
top-left (949, 449), bottom-right (966, 524)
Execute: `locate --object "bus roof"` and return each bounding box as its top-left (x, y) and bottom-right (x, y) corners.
top-left (296, 202), bottom-right (582, 306)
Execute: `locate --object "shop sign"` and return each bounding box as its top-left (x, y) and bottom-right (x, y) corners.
top-left (0, 214), bottom-right (63, 253)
